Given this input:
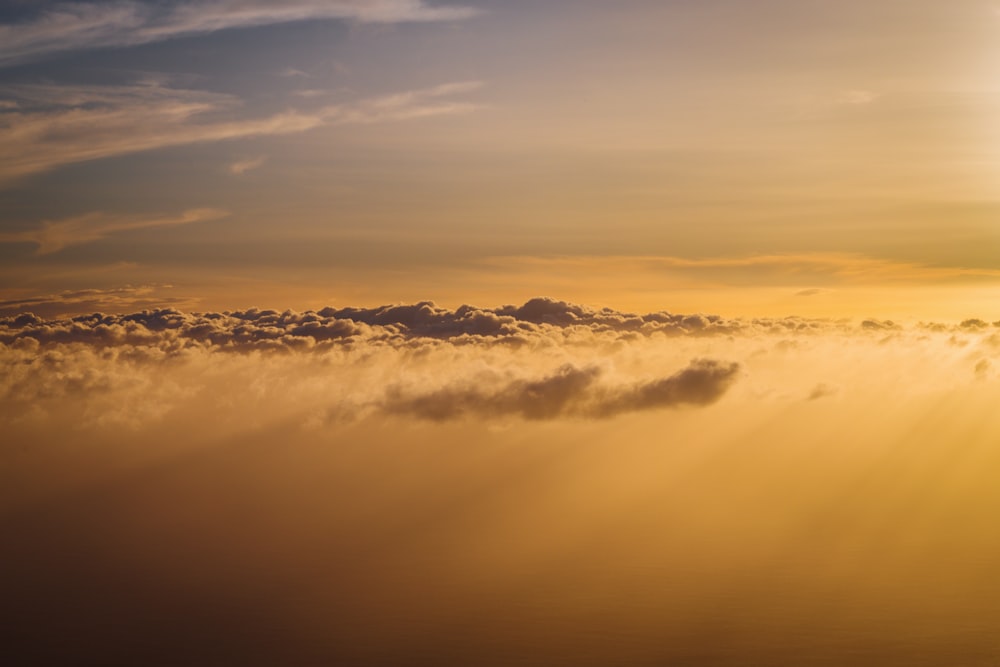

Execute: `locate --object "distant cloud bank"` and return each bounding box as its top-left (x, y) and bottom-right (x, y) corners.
top-left (2, 297), bottom-right (998, 428)
top-left (0, 297), bottom-right (839, 352)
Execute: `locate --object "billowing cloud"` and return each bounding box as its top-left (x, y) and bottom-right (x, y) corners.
top-left (0, 1), bottom-right (481, 67)
top-left (0, 208), bottom-right (229, 255)
top-left (0, 297), bottom-right (834, 353)
top-left (0, 297), bottom-right (756, 426)
top-left (3, 297), bottom-right (998, 429)
top-left (0, 80), bottom-right (482, 184)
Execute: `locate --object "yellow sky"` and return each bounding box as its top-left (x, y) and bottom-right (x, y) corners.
top-left (3, 0), bottom-right (1000, 316)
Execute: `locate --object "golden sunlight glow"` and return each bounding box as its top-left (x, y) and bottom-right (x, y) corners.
top-left (3, 2), bottom-right (1000, 665)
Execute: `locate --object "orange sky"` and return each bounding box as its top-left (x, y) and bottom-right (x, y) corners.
top-left (2, 0), bottom-right (1000, 317)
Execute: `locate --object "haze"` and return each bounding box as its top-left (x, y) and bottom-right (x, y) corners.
top-left (4, 2), bottom-right (1000, 665)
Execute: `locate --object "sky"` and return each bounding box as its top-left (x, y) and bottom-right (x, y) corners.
top-left (6, 3), bottom-right (1000, 666)
top-left (3, 0), bottom-right (1000, 317)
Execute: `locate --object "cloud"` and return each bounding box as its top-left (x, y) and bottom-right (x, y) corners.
top-left (228, 156), bottom-right (266, 175)
top-left (795, 288), bottom-right (833, 298)
top-left (0, 298), bottom-right (751, 424)
top-left (12, 295), bottom-right (1000, 361)
top-left (0, 296), bottom-right (944, 359)
top-left (0, 286), bottom-right (196, 319)
top-left (837, 89), bottom-right (878, 106)
top-left (0, 208), bottom-right (229, 255)
top-left (383, 359), bottom-right (741, 421)
top-left (3, 296), bottom-right (1000, 429)
top-left (807, 383), bottom-right (839, 400)
top-left (0, 80), bottom-right (482, 184)
top-left (0, 1), bottom-right (481, 67)
top-left (487, 254), bottom-right (1000, 288)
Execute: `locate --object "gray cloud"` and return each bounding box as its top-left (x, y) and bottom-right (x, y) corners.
top-left (807, 383), bottom-right (839, 401)
top-left (4, 297), bottom-right (999, 427)
top-left (383, 360), bottom-right (741, 421)
top-left (0, 298), bottom-right (756, 424)
top-left (0, 297), bottom-right (832, 354)
top-left (0, 297), bottom-right (935, 355)
top-left (795, 288), bottom-right (832, 298)
top-left (0, 1), bottom-right (480, 67)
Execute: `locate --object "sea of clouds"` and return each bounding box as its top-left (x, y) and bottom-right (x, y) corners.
top-left (2, 296), bottom-right (997, 430)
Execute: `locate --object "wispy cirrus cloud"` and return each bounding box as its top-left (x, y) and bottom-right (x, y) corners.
top-left (228, 156), bottom-right (266, 175)
top-left (0, 285), bottom-right (196, 319)
top-left (0, 80), bottom-right (482, 184)
top-left (487, 253), bottom-right (1000, 286)
top-left (0, 0), bottom-right (481, 67)
top-left (0, 208), bottom-right (229, 255)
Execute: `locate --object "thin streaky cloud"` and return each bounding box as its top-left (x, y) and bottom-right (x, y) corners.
top-left (228, 156), bottom-right (266, 175)
top-left (0, 80), bottom-right (483, 184)
top-left (0, 208), bottom-right (230, 255)
top-left (0, 1), bottom-right (481, 67)
top-left (0, 285), bottom-right (198, 319)
top-left (486, 254), bottom-right (1000, 285)
top-left (837, 89), bottom-right (878, 105)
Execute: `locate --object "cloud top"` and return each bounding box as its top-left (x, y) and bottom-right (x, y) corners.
top-left (4, 297), bottom-right (1000, 428)
top-left (0, 297), bottom-right (833, 352)
top-left (0, 298), bottom-right (757, 424)
top-left (4, 296), bottom-right (995, 355)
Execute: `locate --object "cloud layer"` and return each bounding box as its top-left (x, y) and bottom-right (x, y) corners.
top-left (0, 297), bottom-right (842, 353)
top-left (0, 298), bottom-right (762, 425)
top-left (4, 296), bottom-right (999, 431)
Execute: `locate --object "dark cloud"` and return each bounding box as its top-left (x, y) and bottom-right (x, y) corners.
top-left (383, 359), bottom-right (741, 421)
top-left (0, 301), bottom-right (753, 425)
top-left (4, 297), bottom-right (998, 426)
top-left (807, 383), bottom-right (839, 401)
top-left (860, 319), bottom-right (900, 331)
top-left (0, 297), bottom-right (822, 354)
top-left (0, 297), bottom-right (987, 358)
top-left (794, 288), bottom-right (831, 297)
top-left (960, 319), bottom-right (991, 330)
